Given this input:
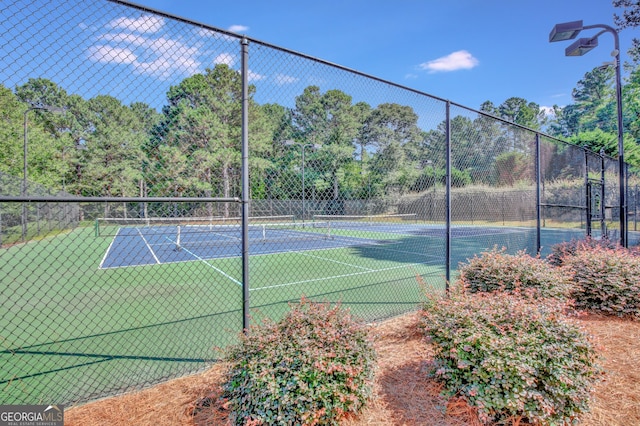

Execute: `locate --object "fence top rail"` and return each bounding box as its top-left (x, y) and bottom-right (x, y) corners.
top-left (0, 196), bottom-right (242, 203)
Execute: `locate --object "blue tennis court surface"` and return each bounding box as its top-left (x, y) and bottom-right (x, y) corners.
top-left (99, 223), bottom-right (380, 268)
top-left (97, 220), bottom-right (554, 269)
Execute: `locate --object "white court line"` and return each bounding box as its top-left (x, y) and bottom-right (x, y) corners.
top-left (165, 236), bottom-right (242, 287)
top-left (251, 261), bottom-right (436, 292)
top-left (98, 228), bottom-right (120, 269)
top-left (207, 231), bottom-right (240, 241)
top-left (296, 251), bottom-right (374, 271)
top-left (138, 228), bottom-right (161, 264)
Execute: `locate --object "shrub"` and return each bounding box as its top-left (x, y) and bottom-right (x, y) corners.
top-left (451, 167), bottom-right (472, 188)
top-left (221, 298), bottom-right (376, 425)
top-left (421, 293), bottom-right (599, 425)
top-left (547, 236), bottom-right (619, 267)
top-left (562, 247), bottom-right (640, 318)
top-left (457, 247), bottom-right (569, 300)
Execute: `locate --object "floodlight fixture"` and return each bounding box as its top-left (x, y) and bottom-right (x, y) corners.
top-left (564, 37), bottom-right (598, 56)
top-left (41, 105), bottom-right (65, 114)
top-left (549, 20), bottom-right (584, 42)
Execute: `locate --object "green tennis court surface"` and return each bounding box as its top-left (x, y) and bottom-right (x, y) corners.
top-left (1, 219), bottom-right (582, 404)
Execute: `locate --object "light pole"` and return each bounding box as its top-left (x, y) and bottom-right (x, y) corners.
top-left (22, 104), bottom-right (65, 241)
top-left (60, 144), bottom-right (87, 193)
top-left (422, 160), bottom-right (436, 222)
top-left (284, 140), bottom-right (321, 222)
top-left (549, 20), bottom-right (627, 247)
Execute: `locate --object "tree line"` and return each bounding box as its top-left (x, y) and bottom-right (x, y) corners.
top-left (1, 3), bottom-right (639, 206)
top-left (1, 66), bottom-right (639, 205)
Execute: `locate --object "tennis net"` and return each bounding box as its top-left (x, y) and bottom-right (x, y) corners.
top-left (311, 213), bottom-right (417, 230)
top-left (95, 215), bottom-right (294, 237)
top-left (173, 221), bottom-right (331, 251)
top-left (95, 216), bottom-right (333, 250)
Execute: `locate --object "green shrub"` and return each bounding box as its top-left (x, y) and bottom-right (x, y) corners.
top-left (547, 236), bottom-right (619, 267)
top-left (221, 298), bottom-right (376, 425)
top-left (457, 247), bottom-right (569, 300)
top-left (451, 167), bottom-right (472, 188)
top-left (421, 293), bottom-right (599, 425)
top-left (562, 247), bottom-right (640, 318)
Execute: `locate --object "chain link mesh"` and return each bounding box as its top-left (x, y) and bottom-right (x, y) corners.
top-left (1, 0), bottom-right (638, 406)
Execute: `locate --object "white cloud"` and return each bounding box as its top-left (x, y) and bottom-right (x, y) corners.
top-left (419, 50), bottom-right (479, 73)
top-left (248, 70), bottom-right (266, 82)
top-left (87, 46), bottom-right (137, 65)
top-left (99, 33), bottom-right (148, 46)
top-left (274, 73), bottom-right (299, 85)
top-left (139, 57), bottom-right (201, 80)
top-left (228, 24), bottom-right (249, 33)
top-left (86, 16), bottom-right (255, 81)
top-left (214, 53), bottom-right (236, 66)
top-left (107, 15), bottom-right (165, 33)
top-left (88, 30), bottom-right (201, 80)
top-left (405, 73), bottom-right (418, 79)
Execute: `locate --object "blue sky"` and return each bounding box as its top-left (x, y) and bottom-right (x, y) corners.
top-left (126, 0), bottom-right (634, 112)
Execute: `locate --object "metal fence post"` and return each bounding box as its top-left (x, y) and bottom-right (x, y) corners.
top-left (445, 101), bottom-right (451, 291)
top-left (535, 133), bottom-right (541, 254)
top-left (585, 150), bottom-right (591, 238)
top-left (241, 37), bottom-right (250, 331)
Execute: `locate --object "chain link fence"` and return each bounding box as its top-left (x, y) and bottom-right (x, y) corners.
top-left (1, 0), bottom-right (638, 406)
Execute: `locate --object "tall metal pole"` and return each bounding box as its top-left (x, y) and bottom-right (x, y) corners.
top-left (535, 133), bottom-right (541, 254)
top-left (549, 21), bottom-right (627, 246)
top-left (611, 29), bottom-right (627, 247)
top-left (445, 101), bottom-right (451, 291)
top-left (21, 105), bottom-right (64, 241)
top-left (552, 23), bottom-right (626, 247)
top-left (22, 109), bottom-right (31, 242)
top-left (241, 37), bottom-right (250, 331)
top-left (284, 141), bottom-right (319, 223)
top-left (588, 24), bottom-right (628, 247)
top-left (301, 145), bottom-right (306, 222)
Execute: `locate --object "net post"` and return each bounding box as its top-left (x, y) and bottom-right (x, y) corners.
top-left (94, 219), bottom-right (99, 237)
top-left (175, 225), bottom-right (181, 251)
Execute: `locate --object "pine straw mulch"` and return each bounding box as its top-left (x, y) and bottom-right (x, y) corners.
top-left (65, 311), bottom-right (640, 426)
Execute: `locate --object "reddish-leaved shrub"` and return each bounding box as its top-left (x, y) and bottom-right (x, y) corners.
top-left (220, 298), bottom-right (376, 426)
top-left (421, 292), bottom-right (599, 425)
top-left (547, 236), bottom-right (619, 267)
top-left (457, 247), bottom-right (569, 300)
top-left (562, 246), bottom-right (640, 319)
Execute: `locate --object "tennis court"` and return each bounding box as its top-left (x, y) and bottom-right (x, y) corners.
top-left (97, 216), bottom-right (382, 268)
top-left (96, 214), bottom-right (544, 270)
top-left (1, 210), bottom-right (590, 405)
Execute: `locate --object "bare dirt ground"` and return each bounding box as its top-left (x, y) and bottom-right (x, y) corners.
top-left (65, 312), bottom-right (640, 426)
